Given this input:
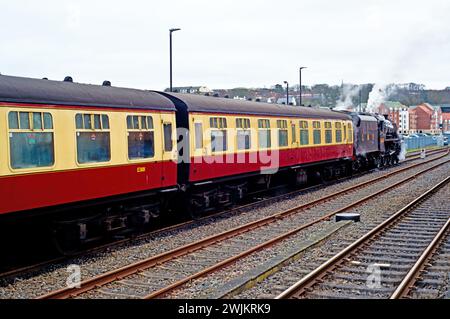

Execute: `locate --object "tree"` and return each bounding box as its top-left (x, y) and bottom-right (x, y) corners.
top-left (274, 84), bottom-right (284, 93)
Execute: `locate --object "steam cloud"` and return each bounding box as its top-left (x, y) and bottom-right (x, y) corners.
top-left (335, 84), bottom-right (361, 111)
top-left (366, 83), bottom-right (398, 113)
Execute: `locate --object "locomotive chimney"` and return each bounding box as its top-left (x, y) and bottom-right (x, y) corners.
top-left (63, 76), bottom-right (73, 83)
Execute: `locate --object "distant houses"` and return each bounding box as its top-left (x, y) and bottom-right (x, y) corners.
top-left (362, 101), bottom-right (446, 135)
top-left (165, 86), bottom-right (212, 94)
top-left (276, 96), bottom-right (297, 106)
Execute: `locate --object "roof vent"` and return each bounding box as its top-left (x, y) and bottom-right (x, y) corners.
top-left (213, 93), bottom-right (219, 97)
top-left (102, 80), bottom-right (111, 87)
top-left (42, 77), bottom-right (48, 80)
top-left (64, 76), bottom-right (73, 83)
top-left (224, 95), bottom-right (229, 99)
top-left (204, 93), bottom-right (210, 96)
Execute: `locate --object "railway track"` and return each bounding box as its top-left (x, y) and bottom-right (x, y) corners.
top-left (406, 147), bottom-right (446, 159)
top-left (276, 176), bottom-right (450, 299)
top-left (3, 147), bottom-right (445, 283)
top-left (35, 151), bottom-right (450, 299)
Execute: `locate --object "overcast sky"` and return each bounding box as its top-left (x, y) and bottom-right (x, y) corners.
top-left (1, 0), bottom-right (449, 90)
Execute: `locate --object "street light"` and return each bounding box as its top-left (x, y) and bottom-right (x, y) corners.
top-left (283, 81), bottom-right (289, 105)
top-left (299, 67), bottom-right (307, 106)
top-left (169, 28), bottom-right (181, 92)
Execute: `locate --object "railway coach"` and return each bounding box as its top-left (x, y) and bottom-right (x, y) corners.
top-left (161, 92), bottom-right (354, 215)
top-left (0, 75), bottom-right (178, 249)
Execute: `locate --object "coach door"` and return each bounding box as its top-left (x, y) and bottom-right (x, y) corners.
top-left (160, 114), bottom-right (176, 185)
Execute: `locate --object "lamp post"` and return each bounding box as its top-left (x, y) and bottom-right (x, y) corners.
top-left (284, 81), bottom-right (289, 105)
top-left (169, 28), bottom-right (181, 92)
top-left (299, 67), bottom-right (307, 106)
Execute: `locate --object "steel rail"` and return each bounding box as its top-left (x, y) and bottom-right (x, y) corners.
top-left (390, 217), bottom-right (450, 299)
top-left (276, 175), bottom-right (450, 299)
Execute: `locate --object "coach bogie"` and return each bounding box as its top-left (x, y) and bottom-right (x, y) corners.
top-left (294, 169), bottom-right (308, 187)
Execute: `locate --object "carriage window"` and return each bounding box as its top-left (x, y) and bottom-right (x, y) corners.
top-left (236, 118), bottom-right (251, 150)
top-left (313, 121), bottom-right (321, 145)
top-left (291, 123), bottom-right (297, 143)
top-left (76, 114), bottom-right (83, 129)
top-left (335, 122), bottom-right (342, 143)
top-left (258, 119), bottom-right (271, 148)
top-left (211, 130), bottom-right (227, 152)
top-left (8, 111), bottom-right (19, 129)
top-left (163, 123), bottom-right (173, 152)
top-left (94, 114), bottom-right (101, 129)
top-left (102, 115), bottom-right (110, 129)
top-left (19, 112), bottom-right (30, 129)
top-left (33, 113), bottom-right (42, 130)
top-left (348, 123), bottom-right (353, 143)
top-left (83, 114), bottom-right (91, 130)
top-left (300, 120), bottom-right (309, 145)
top-left (126, 115), bottom-right (155, 159)
top-left (210, 117), bottom-right (227, 129)
top-left (43, 113), bottom-right (53, 129)
top-left (210, 117), bottom-right (227, 152)
top-left (343, 124), bottom-right (347, 142)
top-left (8, 111), bottom-right (55, 169)
top-left (195, 123), bottom-right (203, 149)
top-left (76, 113), bottom-right (111, 164)
top-left (277, 120), bottom-right (288, 147)
top-left (325, 122), bottom-right (332, 144)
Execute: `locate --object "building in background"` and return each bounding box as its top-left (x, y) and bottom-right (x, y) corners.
top-left (377, 101), bottom-right (410, 134)
top-left (409, 103), bottom-right (442, 134)
top-left (441, 105), bottom-right (450, 133)
top-left (276, 96), bottom-right (297, 105)
top-left (165, 86), bottom-right (212, 94)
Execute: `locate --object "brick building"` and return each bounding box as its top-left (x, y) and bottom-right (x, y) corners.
top-left (409, 103), bottom-right (442, 134)
top-left (377, 101), bottom-right (409, 134)
top-left (442, 105), bottom-right (450, 133)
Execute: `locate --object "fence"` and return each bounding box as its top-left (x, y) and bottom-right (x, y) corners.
top-left (403, 135), bottom-right (442, 150)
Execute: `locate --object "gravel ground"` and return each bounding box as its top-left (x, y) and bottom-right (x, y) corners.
top-left (0, 154), bottom-right (447, 299)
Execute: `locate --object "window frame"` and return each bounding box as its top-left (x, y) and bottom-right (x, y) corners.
top-left (299, 120), bottom-right (309, 146)
top-left (163, 122), bottom-right (173, 153)
top-left (277, 120), bottom-right (288, 147)
top-left (210, 129), bottom-right (228, 153)
top-left (324, 121), bottom-right (333, 144)
top-left (210, 117), bottom-right (228, 153)
top-left (236, 118), bottom-right (251, 151)
top-left (335, 122), bottom-right (343, 143)
top-left (194, 122), bottom-right (204, 150)
top-left (126, 114), bottom-right (155, 161)
top-left (75, 112), bottom-right (112, 165)
top-left (291, 123), bottom-right (297, 144)
top-left (258, 119), bottom-right (271, 149)
top-left (7, 110), bottom-right (56, 171)
top-left (348, 123), bottom-right (353, 143)
top-left (312, 121), bottom-right (321, 145)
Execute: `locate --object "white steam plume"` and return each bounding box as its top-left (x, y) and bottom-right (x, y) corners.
top-left (335, 84), bottom-right (360, 111)
top-left (398, 141), bottom-right (407, 162)
top-left (366, 83), bottom-right (397, 113)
